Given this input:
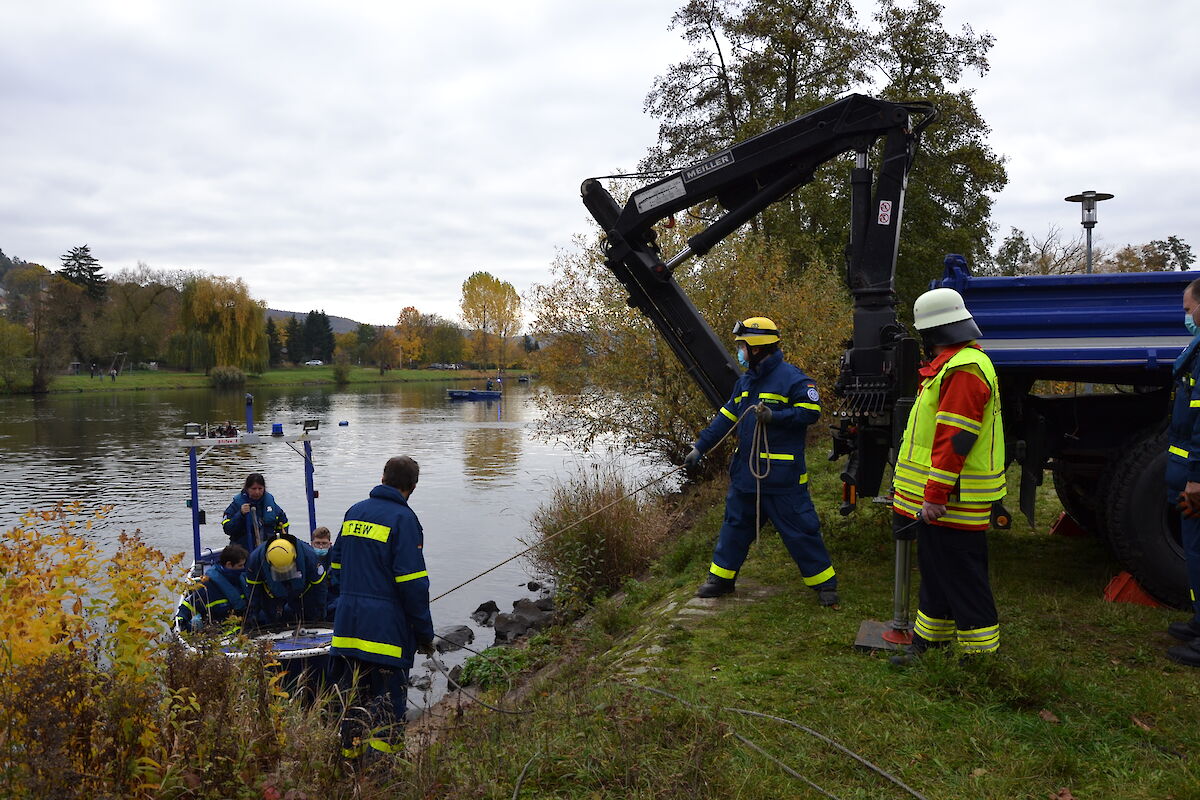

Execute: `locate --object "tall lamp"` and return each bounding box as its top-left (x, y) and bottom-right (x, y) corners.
top-left (1065, 190), bottom-right (1114, 274)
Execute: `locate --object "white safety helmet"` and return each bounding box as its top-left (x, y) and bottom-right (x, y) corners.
top-left (912, 287), bottom-right (982, 345)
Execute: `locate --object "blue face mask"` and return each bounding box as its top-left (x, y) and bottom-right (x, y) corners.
top-left (1187, 313), bottom-right (1200, 337)
top-left (736, 347), bottom-right (749, 367)
top-left (313, 547), bottom-right (329, 557)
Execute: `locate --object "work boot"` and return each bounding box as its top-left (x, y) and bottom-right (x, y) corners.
top-left (696, 574), bottom-right (736, 598)
top-left (814, 582), bottom-right (840, 607)
top-left (1167, 639), bottom-right (1200, 667)
top-left (888, 637), bottom-right (945, 667)
top-left (1167, 619), bottom-right (1200, 642)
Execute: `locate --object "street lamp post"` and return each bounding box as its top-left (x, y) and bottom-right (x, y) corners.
top-left (1065, 190), bottom-right (1114, 274)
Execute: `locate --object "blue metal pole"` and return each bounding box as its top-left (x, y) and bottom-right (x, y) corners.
top-left (189, 445), bottom-right (201, 562)
top-left (304, 439), bottom-right (317, 534)
top-left (244, 393), bottom-right (254, 433)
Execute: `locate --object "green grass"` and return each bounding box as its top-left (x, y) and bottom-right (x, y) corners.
top-left (400, 455), bottom-right (1200, 799)
top-left (40, 366), bottom-right (514, 393)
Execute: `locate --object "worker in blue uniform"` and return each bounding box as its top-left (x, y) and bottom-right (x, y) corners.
top-left (244, 533), bottom-right (328, 627)
top-left (330, 455), bottom-right (435, 758)
top-left (1166, 278), bottom-right (1200, 667)
top-left (176, 544), bottom-right (249, 631)
top-left (684, 317), bottom-right (839, 605)
top-left (222, 472), bottom-right (289, 552)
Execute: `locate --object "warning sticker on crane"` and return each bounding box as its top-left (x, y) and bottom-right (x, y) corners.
top-left (634, 177), bottom-right (687, 215)
top-left (878, 200), bottom-right (893, 225)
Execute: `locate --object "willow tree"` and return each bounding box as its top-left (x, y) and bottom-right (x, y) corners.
top-left (459, 271), bottom-right (521, 371)
top-left (178, 276), bottom-right (268, 373)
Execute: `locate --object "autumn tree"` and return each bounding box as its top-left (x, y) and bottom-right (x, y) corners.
top-left (98, 263), bottom-right (186, 365)
top-left (177, 275), bottom-right (268, 373)
top-left (0, 316), bottom-right (33, 391)
top-left (987, 226), bottom-right (1106, 276)
top-left (460, 271), bottom-right (522, 371)
top-left (395, 306), bottom-right (430, 368)
top-left (530, 220), bottom-right (852, 466)
top-left (3, 264), bottom-right (68, 391)
top-left (425, 317), bottom-right (466, 366)
top-left (1107, 236), bottom-right (1195, 272)
top-left (369, 327), bottom-right (402, 374)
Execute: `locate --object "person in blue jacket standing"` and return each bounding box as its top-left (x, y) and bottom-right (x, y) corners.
top-left (222, 472), bottom-right (289, 552)
top-left (176, 544), bottom-right (249, 631)
top-left (244, 533), bottom-right (328, 627)
top-left (1166, 279), bottom-right (1200, 667)
top-left (330, 455), bottom-right (435, 758)
top-left (684, 317), bottom-right (839, 606)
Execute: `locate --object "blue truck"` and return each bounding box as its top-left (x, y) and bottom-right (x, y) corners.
top-left (582, 93), bottom-right (1192, 610)
top-left (938, 262), bottom-right (1193, 606)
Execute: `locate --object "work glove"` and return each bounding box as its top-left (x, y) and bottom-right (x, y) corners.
top-left (1178, 492), bottom-right (1200, 520)
top-left (682, 447), bottom-right (702, 470)
top-left (417, 638), bottom-right (436, 656)
top-left (753, 403), bottom-right (773, 424)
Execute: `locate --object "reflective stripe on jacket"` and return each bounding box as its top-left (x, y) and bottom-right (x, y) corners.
top-left (1167, 333), bottom-right (1200, 492)
top-left (894, 345), bottom-right (1006, 505)
top-left (694, 349), bottom-right (821, 495)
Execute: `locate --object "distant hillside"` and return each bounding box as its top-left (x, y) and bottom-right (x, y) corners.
top-left (266, 309), bottom-right (369, 335)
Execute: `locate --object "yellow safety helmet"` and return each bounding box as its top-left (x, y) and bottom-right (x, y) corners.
top-left (733, 317), bottom-right (780, 346)
top-left (266, 537), bottom-right (297, 570)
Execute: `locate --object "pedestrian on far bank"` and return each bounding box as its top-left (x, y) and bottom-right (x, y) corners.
top-left (109, 367), bottom-right (116, 381)
top-left (90, 362), bottom-right (96, 378)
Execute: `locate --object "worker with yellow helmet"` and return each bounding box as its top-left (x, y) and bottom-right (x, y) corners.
top-left (244, 531), bottom-right (328, 627)
top-left (683, 316), bottom-right (839, 606)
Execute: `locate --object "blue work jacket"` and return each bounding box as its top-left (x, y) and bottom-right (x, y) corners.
top-left (176, 565), bottom-right (247, 631)
top-left (330, 484), bottom-right (434, 671)
top-left (245, 536), bottom-right (328, 626)
top-left (1167, 332), bottom-right (1200, 494)
top-left (694, 349), bottom-right (822, 495)
top-left (222, 491), bottom-right (289, 551)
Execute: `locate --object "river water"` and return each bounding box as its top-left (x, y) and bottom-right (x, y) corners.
top-left (0, 379), bottom-right (634, 705)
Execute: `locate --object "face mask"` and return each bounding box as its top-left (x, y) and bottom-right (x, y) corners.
top-left (1186, 313), bottom-right (1199, 337)
top-left (736, 347), bottom-right (749, 368)
top-left (313, 547), bottom-right (329, 557)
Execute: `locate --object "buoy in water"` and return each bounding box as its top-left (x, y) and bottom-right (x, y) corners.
top-left (339, 420), bottom-right (349, 426)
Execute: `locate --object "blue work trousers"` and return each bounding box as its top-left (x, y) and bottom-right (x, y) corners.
top-left (710, 487), bottom-right (835, 588)
top-left (1184, 511), bottom-right (1200, 621)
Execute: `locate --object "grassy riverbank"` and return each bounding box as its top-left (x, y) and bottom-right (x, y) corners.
top-left (42, 366), bottom-right (512, 393)
top-left (408, 456), bottom-right (1200, 799)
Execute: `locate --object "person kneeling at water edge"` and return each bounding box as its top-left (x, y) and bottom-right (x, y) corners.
top-left (683, 316), bottom-right (838, 606)
top-left (330, 456), bottom-right (435, 758)
top-left (245, 533), bottom-right (328, 627)
top-left (176, 544), bottom-right (249, 631)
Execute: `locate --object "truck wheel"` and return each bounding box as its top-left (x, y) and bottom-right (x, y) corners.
top-left (1053, 461), bottom-right (1107, 536)
top-left (1105, 429), bottom-right (1188, 609)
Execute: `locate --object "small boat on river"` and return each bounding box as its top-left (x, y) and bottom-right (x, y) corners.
top-left (447, 388), bottom-right (502, 400)
top-left (175, 397), bottom-right (332, 676)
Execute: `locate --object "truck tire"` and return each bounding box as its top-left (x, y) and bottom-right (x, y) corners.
top-left (1053, 461), bottom-right (1107, 537)
top-left (1105, 429), bottom-right (1189, 609)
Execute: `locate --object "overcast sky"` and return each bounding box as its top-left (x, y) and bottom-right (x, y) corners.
top-left (1, 1), bottom-right (1196, 326)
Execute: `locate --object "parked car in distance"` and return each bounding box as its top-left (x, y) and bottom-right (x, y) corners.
top-left (304, 360), bottom-right (323, 366)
